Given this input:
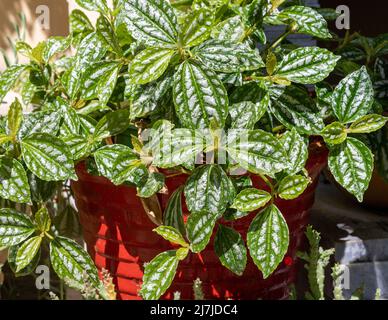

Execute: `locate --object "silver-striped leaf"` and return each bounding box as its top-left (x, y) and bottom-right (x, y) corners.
top-left (247, 204), bottom-right (289, 279)
top-left (173, 60), bottom-right (228, 129)
top-left (140, 250), bottom-right (179, 300)
top-left (122, 0), bottom-right (178, 47)
top-left (328, 137), bottom-right (374, 202)
top-left (214, 225), bottom-right (247, 276)
top-left (194, 39), bottom-right (264, 73)
top-left (15, 235), bottom-right (42, 273)
top-left (226, 129), bottom-right (286, 176)
top-left (0, 209), bottom-right (35, 248)
top-left (0, 156), bottom-right (31, 204)
top-left (231, 188), bottom-right (272, 213)
top-left (94, 144), bottom-right (148, 186)
top-left (21, 133), bottom-right (77, 182)
top-left (184, 164), bottom-right (234, 216)
top-left (180, 8), bottom-right (214, 47)
top-left (186, 211), bottom-right (218, 253)
top-left (128, 48), bottom-right (174, 85)
top-left (332, 66), bottom-right (374, 123)
top-left (277, 6), bottom-right (332, 39)
top-left (270, 85), bottom-right (325, 134)
top-left (279, 128), bottom-right (309, 175)
top-left (49, 236), bottom-right (101, 291)
top-left (275, 47), bottom-right (340, 84)
top-left (278, 175), bottom-right (310, 200)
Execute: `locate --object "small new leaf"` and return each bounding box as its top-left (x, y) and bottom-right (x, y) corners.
top-left (231, 188), bottom-right (272, 212)
top-left (15, 236), bottom-right (42, 273)
top-left (349, 114), bottom-right (388, 134)
top-left (153, 226), bottom-right (188, 247)
top-left (321, 122), bottom-right (347, 145)
top-left (278, 175), bottom-right (310, 200)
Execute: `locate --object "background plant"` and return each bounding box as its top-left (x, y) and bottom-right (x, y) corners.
top-left (0, 0), bottom-right (386, 300)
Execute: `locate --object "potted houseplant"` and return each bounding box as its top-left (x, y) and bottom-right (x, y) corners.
top-left (0, 0), bottom-right (386, 300)
top-left (320, 31), bottom-right (388, 208)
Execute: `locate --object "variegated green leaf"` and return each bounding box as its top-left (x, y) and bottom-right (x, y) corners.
top-left (59, 99), bottom-right (81, 136)
top-left (184, 164), bottom-right (234, 216)
top-left (21, 80), bottom-right (36, 106)
top-left (187, 211), bottom-right (218, 253)
top-left (328, 137), bottom-right (374, 202)
top-left (128, 48), bottom-right (174, 85)
top-left (226, 129), bottom-right (286, 176)
top-left (75, 0), bottom-right (108, 12)
top-left (278, 174), bottom-right (310, 200)
top-left (211, 15), bottom-right (245, 42)
top-left (279, 128), bottom-right (308, 175)
top-left (0, 156), bottom-right (31, 204)
top-left (8, 244), bottom-right (40, 277)
top-left (321, 122), bottom-right (347, 145)
top-left (150, 127), bottom-right (205, 168)
top-left (15, 236), bottom-right (42, 273)
top-left (247, 204), bottom-right (289, 278)
top-left (230, 99), bottom-right (268, 129)
top-left (81, 61), bottom-right (121, 104)
top-left (70, 9), bottom-right (94, 35)
top-left (50, 236), bottom-right (101, 290)
top-left (62, 135), bottom-right (92, 160)
top-left (43, 36), bottom-right (70, 62)
top-left (173, 60), bottom-right (228, 129)
top-left (64, 32), bottom-right (106, 99)
top-left (137, 172), bottom-right (165, 198)
top-left (0, 209), bottom-right (35, 248)
top-left (270, 85), bottom-right (324, 134)
top-left (35, 207), bottom-right (51, 233)
top-left (140, 250), bottom-right (179, 300)
top-left (231, 188), bottom-right (272, 212)
top-left (128, 71), bottom-right (173, 119)
top-left (332, 66), bottom-right (374, 123)
top-left (163, 187), bottom-right (185, 236)
top-left (0, 65), bottom-right (28, 102)
top-left (214, 225), bottom-right (247, 276)
top-left (94, 144), bottom-right (148, 186)
top-left (7, 99), bottom-right (23, 138)
top-left (181, 8), bottom-right (214, 47)
top-left (21, 133), bottom-right (77, 181)
top-left (277, 6), bottom-right (332, 39)
top-left (153, 226), bottom-right (188, 247)
top-left (122, 0), bottom-right (178, 46)
top-left (194, 40), bottom-right (264, 73)
top-left (274, 47), bottom-right (340, 84)
top-left (18, 111), bottom-right (62, 139)
top-left (349, 114), bottom-right (388, 134)
top-left (96, 14), bottom-right (122, 54)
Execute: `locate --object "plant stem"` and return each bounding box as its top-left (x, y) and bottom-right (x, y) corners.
top-left (266, 29), bottom-right (293, 52)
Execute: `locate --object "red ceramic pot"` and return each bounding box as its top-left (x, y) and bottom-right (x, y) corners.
top-left (71, 142), bottom-right (328, 300)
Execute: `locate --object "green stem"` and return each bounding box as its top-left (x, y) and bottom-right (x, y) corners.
top-left (266, 29), bottom-right (293, 52)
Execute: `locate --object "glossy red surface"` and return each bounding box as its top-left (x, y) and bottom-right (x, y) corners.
top-left (71, 144), bottom-right (328, 300)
